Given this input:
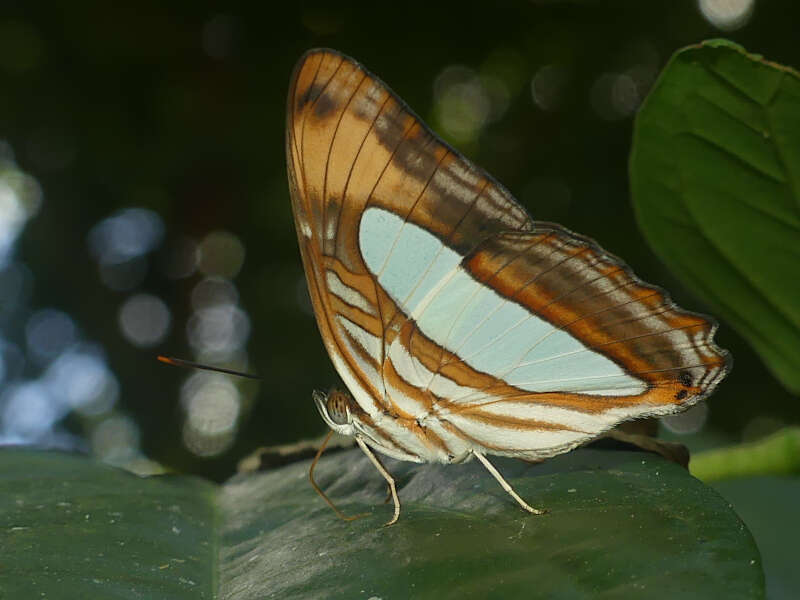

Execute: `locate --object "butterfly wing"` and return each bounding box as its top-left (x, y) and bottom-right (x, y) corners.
top-left (287, 49), bottom-right (730, 463)
top-left (287, 49), bottom-right (538, 460)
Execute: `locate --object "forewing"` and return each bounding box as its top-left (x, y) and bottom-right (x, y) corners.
top-left (287, 49), bottom-right (541, 458)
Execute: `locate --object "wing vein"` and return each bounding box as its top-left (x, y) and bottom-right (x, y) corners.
top-left (321, 72), bottom-right (368, 255)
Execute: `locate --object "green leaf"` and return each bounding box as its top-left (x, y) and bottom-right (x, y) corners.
top-left (0, 448), bottom-right (763, 598)
top-left (709, 476), bottom-right (800, 598)
top-left (690, 427), bottom-right (800, 482)
top-left (630, 39), bottom-right (800, 393)
top-left (0, 450), bottom-right (217, 598)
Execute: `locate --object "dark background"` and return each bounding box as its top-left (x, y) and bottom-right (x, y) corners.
top-left (0, 1), bottom-right (796, 481)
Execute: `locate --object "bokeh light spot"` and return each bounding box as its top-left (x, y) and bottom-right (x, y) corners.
top-left (698, 0), bottom-right (755, 31)
top-left (91, 415), bottom-right (140, 465)
top-left (181, 373), bottom-right (240, 435)
top-left (44, 349), bottom-right (118, 415)
top-left (0, 164), bottom-right (43, 267)
top-left (590, 73), bottom-right (641, 120)
top-left (197, 230), bottom-right (245, 279)
top-left (433, 66), bottom-right (493, 145)
top-left (26, 309), bottom-right (77, 364)
top-left (661, 402), bottom-right (709, 435)
top-left (118, 294), bottom-right (171, 347)
top-left (88, 207), bottom-right (165, 266)
top-left (191, 277), bottom-right (239, 310)
top-left (180, 372), bottom-right (241, 457)
top-left (2, 381), bottom-right (56, 441)
top-left (531, 65), bottom-right (569, 111)
top-left (187, 303), bottom-right (250, 357)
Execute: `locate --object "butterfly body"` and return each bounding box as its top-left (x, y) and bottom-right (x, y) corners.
top-left (287, 49), bottom-right (730, 523)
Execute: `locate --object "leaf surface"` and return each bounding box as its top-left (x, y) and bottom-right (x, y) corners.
top-left (0, 448), bottom-right (763, 598)
top-left (630, 39), bottom-right (800, 392)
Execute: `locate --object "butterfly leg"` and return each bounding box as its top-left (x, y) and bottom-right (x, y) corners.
top-left (355, 436), bottom-right (401, 526)
top-left (309, 431), bottom-right (371, 522)
top-left (473, 452), bottom-right (546, 515)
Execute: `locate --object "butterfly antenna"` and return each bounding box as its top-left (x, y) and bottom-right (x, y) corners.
top-left (157, 355), bottom-right (262, 380)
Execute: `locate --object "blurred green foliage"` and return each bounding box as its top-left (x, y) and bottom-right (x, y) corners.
top-left (691, 427), bottom-right (800, 481)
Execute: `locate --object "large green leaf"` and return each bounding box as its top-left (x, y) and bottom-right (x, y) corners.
top-left (0, 448), bottom-right (763, 598)
top-left (0, 450), bottom-right (217, 598)
top-left (630, 39), bottom-right (800, 392)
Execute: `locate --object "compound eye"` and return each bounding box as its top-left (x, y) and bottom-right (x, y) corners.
top-left (325, 390), bottom-right (351, 425)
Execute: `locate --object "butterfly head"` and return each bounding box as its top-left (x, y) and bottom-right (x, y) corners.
top-left (313, 387), bottom-right (356, 436)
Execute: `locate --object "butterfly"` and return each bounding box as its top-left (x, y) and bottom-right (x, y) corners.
top-left (286, 48), bottom-right (730, 525)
